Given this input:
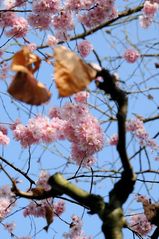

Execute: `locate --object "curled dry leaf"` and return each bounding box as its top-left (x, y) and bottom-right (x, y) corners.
top-left (54, 46), bottom-right (97, 97)
top-left (8, 47), bottom-right (51, 105)
top-left (44, 205), bottom-right (54, 232)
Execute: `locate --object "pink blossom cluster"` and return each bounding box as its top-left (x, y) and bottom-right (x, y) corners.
top-left (126, 118), bottom-right (159, 151)
top-left (23, 171), bottom-right (64, 220)
top-left (47, 35), bottom-right (58, 47)
top-left (65, 0), bottom-right (84, 11)
top-left (0, 124), bottom-right (10, 145)
top-left (73, 91), bottom-right (89, 103)
top-left (0, 198), bottom-right (12, 219)
top-left (49, 93), bottom-right (104, 166)
top-left (36, 170), bottom-right (51, 191)
top-left (53, 199), bottom-right (65, 216)
top-left (78, 0), bottom-right (117, 28)
top-left (23, 199), bottom-right (65, 219)
top-left (108, 134), bottom-right (118, 146)
top-left (0, 185), bottom-right (14, 219)
top-left (52, 11), bottom-right (74, 31)
top-left (27, 13), bottom-right (52, 30)
top-left (123, 49), bottom-right (140, 63)
top-left (0, 11), bottom-right (28, 37)
top-left (0, 0), bottom-right (118, 43)
top-left (77, 40), bottom-right (93, 58)
top-left (23, 200), bottom-right (53, 218)
top-left (139, 0), bottom-right (159, 28)
top-left (63, 215), bottom-right (92, 239)
top-left (143, 0), bottom-right (159, 15)
top-left (32, 0), bottom-right (60, 14)
top-left (2, 0), bottom-right (26, 8)
top-left (129, 213), bottom-right (153, 236)
top-left (12, 92), bottom-right (104, 166)
top-left (6, 16), bottom-right (29, 37)
top-left (12, 116), bottom-right (67, 147)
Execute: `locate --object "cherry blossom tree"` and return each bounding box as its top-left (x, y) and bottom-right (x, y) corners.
top-left (0, 1), bottom-right (159, 239)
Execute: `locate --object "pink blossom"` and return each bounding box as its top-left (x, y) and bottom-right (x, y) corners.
top-left (150, 0), bottom-right (159, 3)
top-left (54, 30), bottom-right (71, 42)
top-left (109, 6), bottom-right (118, 19)
top-left (65, 0), bottom-right (83, 11)
top-left (41, 117), bottom-right (67, 142)
top-left (47, 35), bottom-right (58, 47)
top-left (24, 199), bottom-right (64, 221)
top-left (49, 97), bottom-right (104, 166)
top-left (15, 0), bottom-right (26, 7)
top-left (74, 91), bottom-right (89, 103)
top-left (135, 128), bottom-right (149, 142)
top-left (123, 49), bottom-right (140, 63)
top-left (12, 123), bottom-right (37, 147)
top-left (0, 62), bottom-right (9, 80)
top-left (129, 213), bottom-right (153, 236)
top-left (36, 170), bottom-right (51, 191)
top-left (0, 125), bottom-right (8, 135)
top-left (12, 116), bottom-right (67, 147)
top-left (27, 43), bottom-right (37, 52)
top-left (126, 118), bottom-right (159, 151)
top-left (3, 0), bottom-right (26, 8)
top-left (139, 15), bottom-right (153, 28)
top-left (82, 0), bottom-right (96, 9)
top-left (12, 95), bottom-right (104, 166)
top-left (78, 2), bottom-right (116, 28)
top-left (77, 40), bottom-right (93, 58)
top-left (126, 118), bottom-right (144, 132)
top-left (64, 215), bottom-right (92, 239)
top-left (2, 0), bottom-right (15, 9)
top-left (73, 117), bottom-right (104, 154)
top-left (0, 185), bottom-right (13, 198)
top-left (52, 11), bottom-right (74, 31)
top-left (109, 134), bottom-right (118, 146)
top-left (32, 0), bottom-right (60, 14)
top-left (0, 198), bottom-right (12, 219)
top-left (54, 200), bottom-right (65, 216)
top-left (4, 222), bottom-right (16, 233)
top-left (28, 13), bottom-right (51, 29)
top-left (23, 201), bottom-right (50, 218)
top-left (71, 143), bottom-right (96, 167)
top-left (146, 138), bottom-right (159, 150)
top-left (49, 107), bottom-right (62, 119)
top-left (10, 119), bottom-right (21, 130)
top-left (143, 1), bottom-right (158, 16)
top-left (0, 12), bottom-right (17, 27)
top-left (6, 16), bottom-right (29, 38)
top-left (0, 131), bottom-right (10, 145)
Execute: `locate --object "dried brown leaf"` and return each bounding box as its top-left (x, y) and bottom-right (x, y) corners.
top-left (54, 46), bottom-right (97, 97)
top-left (8, 47), bottom-right (51, 105)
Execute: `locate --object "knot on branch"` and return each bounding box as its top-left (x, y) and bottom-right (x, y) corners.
top-left (109, 170), bottom-right (136, 206)
top-left (102, 207), bottom-right (126, 239)
top-left (96, 68), bottom-right (127, 107)
top-left (87, 194), bottom-right (107, 216)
